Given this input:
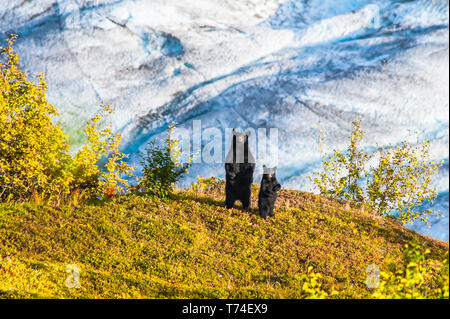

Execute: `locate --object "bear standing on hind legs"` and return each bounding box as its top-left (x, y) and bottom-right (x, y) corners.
top-left (225, 129), bottom-right (255, 210)
top-left (258, 165), bottom-right (281, 219)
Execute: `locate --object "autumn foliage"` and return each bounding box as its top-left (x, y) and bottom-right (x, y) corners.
top-left (0, 35), bottom-right (133, 202)
top-left (310, 120), bottom-right (442, 224)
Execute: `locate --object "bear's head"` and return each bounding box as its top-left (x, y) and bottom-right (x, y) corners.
top-left (232, 128), bottom-right (251, 144)
top-left (225, 129), bottom-right (255, 163)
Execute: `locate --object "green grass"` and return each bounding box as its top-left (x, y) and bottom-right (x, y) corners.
top-left (0, 180), bottom-right (448, 298)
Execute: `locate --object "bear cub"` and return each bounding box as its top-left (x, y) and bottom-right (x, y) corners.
top-left (225, 129), bottom-right (255, 210)
top-left (258, 165), bottom-right (281, 219)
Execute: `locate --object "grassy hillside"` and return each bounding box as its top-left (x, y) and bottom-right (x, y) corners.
top-left (0, 180), bottom-right (448, 298)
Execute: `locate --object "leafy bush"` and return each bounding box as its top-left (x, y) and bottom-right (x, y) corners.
top-left (0, 34), bottom-right (133, 202)
top-left (310, 119), bottom-right (442, 224)
top-left (1, 34), bottom-right (73, 201)
top-left (71, 104), bottom-right (134, 199)
top-left (372, 242), bottom-right (449, 299)
top-left (138, 123), bottom-right (192, 197)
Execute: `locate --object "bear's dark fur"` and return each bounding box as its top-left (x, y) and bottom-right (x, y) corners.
top-left (258, 166), bottom-right (281, 219)
top-left (225, 129), bottom-right (255, 210)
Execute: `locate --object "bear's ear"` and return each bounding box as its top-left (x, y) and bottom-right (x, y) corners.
top-left (263, 165), bottom-right (266, 168)
top-left (245, 130), bottom-right (252, 137)
top-left (232, 128), bottom-right (236, 135)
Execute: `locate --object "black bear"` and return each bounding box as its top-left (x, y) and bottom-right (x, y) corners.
top-left (258, 165), bottom-right (281, 219)
top-left (225, 129), bottom-right (255, 209)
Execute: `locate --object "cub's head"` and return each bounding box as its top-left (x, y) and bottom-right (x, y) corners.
top-left (232, 128), bottom-right (251, 144)
top-left (262, 165), bottom-right (277, 179)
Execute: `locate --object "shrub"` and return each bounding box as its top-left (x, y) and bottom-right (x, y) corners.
top-left (1, 34), bottom-right (73, 201)
top-left (138, 123), bottom-right (192, 197)
top-left (71, 104), bottom-right (134, 199)
top-left (310, 119), bottom-right (442, 224)
top-left (366, 139), bottom-right (440, 224)
top-left (0, 34), bottom-right (133, 202)
top-left (372, 242), bottom-right (449, 299)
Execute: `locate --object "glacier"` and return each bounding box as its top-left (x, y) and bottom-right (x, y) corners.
top-left (1, 0), bottom-right (448, 240)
